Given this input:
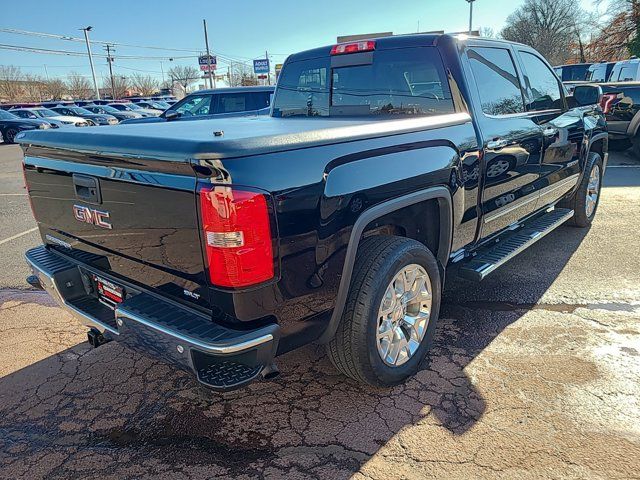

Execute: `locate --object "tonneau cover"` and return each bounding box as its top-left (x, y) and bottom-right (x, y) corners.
top-left (18, 113), bottom-right (470, 160)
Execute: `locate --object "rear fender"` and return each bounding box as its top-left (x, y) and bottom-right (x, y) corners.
top-left (317, 186), bottom-right (452, 344)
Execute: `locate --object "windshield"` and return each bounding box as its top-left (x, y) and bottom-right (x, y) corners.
top-left (127, 103), bottom-right (144, 110)
top-left (273, 46), bottom-right (454, 117)
top-left (33, 108), bottom-right (59, 118)
top-left (70, 107), bottom-right (93, 115)
top-left (93, 105), bottom-right (119, 114)
top-left (0, 110), bottom-right (19, 120)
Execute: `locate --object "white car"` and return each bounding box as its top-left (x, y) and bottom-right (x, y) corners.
top-left (11, 108), bottom-right (90, 127)
top-left (107, 103), bottom-right (162, 118)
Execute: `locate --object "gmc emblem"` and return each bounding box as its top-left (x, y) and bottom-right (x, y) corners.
top-left (73, 204), bottom-right (112, 229)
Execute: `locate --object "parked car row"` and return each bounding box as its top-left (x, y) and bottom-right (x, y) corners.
top-left (555, 58), bottom-right (640, 84)
top-left (2, 87), bottom-right (273, 143)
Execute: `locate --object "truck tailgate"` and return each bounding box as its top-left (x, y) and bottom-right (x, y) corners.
top-left (22, 145), bottom-right (209, 310)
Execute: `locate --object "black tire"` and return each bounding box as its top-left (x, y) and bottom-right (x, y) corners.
top-left (327, 235), bottom-right (441, 387)
top-left (559, 152), bottom-right (603, 228)
top-left (5, 128), bottom-right (18, 144)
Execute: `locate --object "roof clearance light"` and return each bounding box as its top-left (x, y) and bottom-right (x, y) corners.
top-left (330, 40), bottom-right (376, 55)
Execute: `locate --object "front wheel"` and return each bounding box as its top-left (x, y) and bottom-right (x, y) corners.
top-left (560, 152), bottom-right (603, 227)
top-left (5, 128), bottom-right (18, 144)
top-left (327, 236), bottom-right (441, 387)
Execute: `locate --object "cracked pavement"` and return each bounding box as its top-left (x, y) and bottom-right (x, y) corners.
top-left (1, 144), bottom-right (640, 479)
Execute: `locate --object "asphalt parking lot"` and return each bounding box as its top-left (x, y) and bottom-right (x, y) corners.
top-left (1, 143), bottom-right (639, 479)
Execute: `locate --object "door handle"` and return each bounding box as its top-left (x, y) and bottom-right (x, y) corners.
top-left (543, 127), bottom-right (558, 137)
top-left (487, 138), bottom-right (508, 150)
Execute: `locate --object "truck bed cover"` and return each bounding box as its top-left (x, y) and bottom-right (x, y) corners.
top-left (19, 113), bottom-right (470, 160)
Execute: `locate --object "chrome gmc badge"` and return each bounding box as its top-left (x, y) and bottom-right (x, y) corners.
top-left (73, 204), bottom-right (112, 229)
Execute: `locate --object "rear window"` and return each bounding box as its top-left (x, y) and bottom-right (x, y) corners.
top-left (273, 47), bottom-right (455, 117)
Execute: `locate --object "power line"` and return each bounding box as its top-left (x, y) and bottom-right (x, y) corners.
top-left (0, 27), bottom-right (200, 53)
top-left (0, 42), bottom-right (196, 60)
top-left (0, 27), bottom-right (267, 64)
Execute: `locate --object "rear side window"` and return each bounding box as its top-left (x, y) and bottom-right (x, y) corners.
top-left (519, 51), bottom-right (563, 111)
top-left (273, 47), bottom-right (454, 117)
top-left (618, 64), bottom-right (638, 81)
top-left (467, 47), bottom-right (524, 116)
top-left (215, 93), bottom-right (258, 113)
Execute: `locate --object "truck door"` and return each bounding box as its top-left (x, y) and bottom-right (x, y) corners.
top-left (514, 49), bottom-right (583, 209)
top-left (464, 45), bottom-right (543, 239)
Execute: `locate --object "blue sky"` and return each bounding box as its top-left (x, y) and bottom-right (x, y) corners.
top-left (0, 0), bottom-right (606, 85)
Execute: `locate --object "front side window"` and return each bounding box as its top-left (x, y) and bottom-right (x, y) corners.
top-left (467, 47), bottom-right (524, 116)
top-left (519, 51), bottom-right (563, 111)
top-left (172, 95), bottom-right (213, 116)
top-left (273, 47), bottom-right (454, 117)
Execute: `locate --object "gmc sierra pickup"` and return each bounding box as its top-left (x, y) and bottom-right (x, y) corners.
top-left (19, 34), bottom-right (608, 392)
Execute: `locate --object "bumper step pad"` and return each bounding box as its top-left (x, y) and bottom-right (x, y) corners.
top-left (458, 208), bottom-right (574, 282)
top-left (197, 361), bottom-right (263, 390)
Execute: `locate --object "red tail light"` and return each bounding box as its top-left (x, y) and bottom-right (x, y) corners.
top-left (600, 93), bottom-right (618, 114)
top-left (199, 185), bottom-right (274, 288)
top-left (330, 40), bottom-right (375, 55)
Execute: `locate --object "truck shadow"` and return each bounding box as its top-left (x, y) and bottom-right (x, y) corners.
top-left (0, 225), bottom-right (590, 479)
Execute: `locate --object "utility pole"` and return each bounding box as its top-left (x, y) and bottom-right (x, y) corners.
top-left (203, 19), bottom-right (215, 89)
top-left (81, 26), bottom-right (100, 99)
top-left (265, 50), bottom-right (271, 85)
top-left (466, 0), bottom-right (475, 34)
top-left (105, 44), bottom-right (116, 99)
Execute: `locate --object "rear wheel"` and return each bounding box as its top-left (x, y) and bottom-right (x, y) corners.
top-left (560, 152), bottom-right (603, 227)
top-left (5, 128), bottom-right (18, 144)
top-left (327, 236), bottom-right (441, 387)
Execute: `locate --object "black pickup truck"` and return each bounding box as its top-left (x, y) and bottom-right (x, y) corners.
top-left (19, 34), bottom-right (607, 391)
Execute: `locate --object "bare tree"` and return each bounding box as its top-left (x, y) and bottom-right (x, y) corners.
top-left (590, 0), bottom-right (639, 59)
top-left (227, 63), bottom-right (258, 87)
top-left (480, 27), bottom-right (496, 38)
top-left (167, 65), bottom-right (200, 91)
top-left (21, 74), bottom-right (47, 102)
top-left (501, 0), bottom-right (592, 65)
top-left (0, 66), bottom-right (23, 102)
top-left (130, 74), bottom-right (159, 96)
top-left (66, 72), bottom-right (93, 99)
top-left (43, 78), bottom-right (67, 100)
top-left (102, 75), bottom-right (129, 99)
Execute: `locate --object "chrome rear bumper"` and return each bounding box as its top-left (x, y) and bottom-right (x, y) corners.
top-left (26, 245), bottom-right (280, 391)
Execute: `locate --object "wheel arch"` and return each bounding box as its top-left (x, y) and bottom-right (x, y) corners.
top-left (317, 186), bottom-right (452, 344)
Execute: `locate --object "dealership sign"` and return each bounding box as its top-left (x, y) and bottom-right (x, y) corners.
top-left (253, 58), bottom-right (270, 74)
top-left (199, 55), bottom-right (217, 71)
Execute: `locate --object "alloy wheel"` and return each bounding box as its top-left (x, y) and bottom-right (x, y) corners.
top-left (585, 164), bottom-right (601, 218)
top-left (376, 264), bottom-right (432, 367)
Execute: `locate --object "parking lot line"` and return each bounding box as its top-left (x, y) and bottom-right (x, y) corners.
top-left (0, 227), bottom-right (37, 246)
top-left (0, 193), bottom-right (27, 196)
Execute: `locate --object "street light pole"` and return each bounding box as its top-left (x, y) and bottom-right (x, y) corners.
top-left (105, 44), bottom-right (116, 99)
top-left (81, 26), bottom-right (100, 99)
top-left (466, 0), bottom-right (475, 34)
top-left (203, 19), bottom-right (215, 89)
